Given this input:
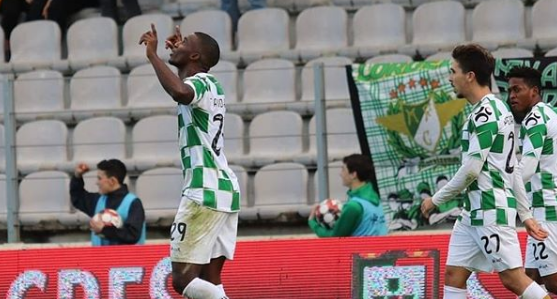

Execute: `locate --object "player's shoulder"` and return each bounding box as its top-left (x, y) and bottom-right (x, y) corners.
top-left (523, 102), bottom-right (554, 128)
top-left (470, 94), bottom-right (503, 125)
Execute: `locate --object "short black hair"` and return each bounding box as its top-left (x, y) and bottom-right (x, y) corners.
top-left (452, 44), bottom-right (495, 87)
top-left (195, 32), bottom-right (220, 69)
top-left (97, 159), bottom-right (127, 184)
top-left (342, 154), bottom-right (373, 182)
top-left (506, 66), bottom-right (542, 92)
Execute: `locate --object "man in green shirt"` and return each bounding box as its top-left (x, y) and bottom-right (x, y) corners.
top-left (308, 154), bottom-right (388, 237)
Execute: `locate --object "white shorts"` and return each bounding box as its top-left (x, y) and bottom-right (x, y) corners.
top-left (524, 221), bottom-right (557, 277)
top-left (446, 220), bottom-right (523, 273)
top-left (170, 199), bottom-right (238, 264)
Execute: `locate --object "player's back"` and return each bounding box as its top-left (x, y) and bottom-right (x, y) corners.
top-left (520, 102), bottom-right (557, 221)
top-left (460, 94), bottom-right (517, 227)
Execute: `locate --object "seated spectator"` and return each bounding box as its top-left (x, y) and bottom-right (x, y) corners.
top-left (308, 154), bottom-right (388, 237)
top-left (70, 159), bottom-right (146, 246)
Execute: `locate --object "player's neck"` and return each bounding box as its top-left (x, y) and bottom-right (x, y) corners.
top-left (179, 65), bottom-right (208, 79)
top-left (350, 180), bottom-right (366, 191)
top-left (467, 86), bottom-right (492, 105)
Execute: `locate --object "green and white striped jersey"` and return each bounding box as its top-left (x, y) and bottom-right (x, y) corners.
top-left (519, 102), bottom-right (557, 222)
top-left (178, 72), bottom-right (240, 212)
top-left (459, 94), bottom-right (518, 227)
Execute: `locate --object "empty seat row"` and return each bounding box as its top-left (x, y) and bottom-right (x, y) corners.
top-left (0, 162), bottom-right (348, 225)
top-left (3, 57), bottom-right (355, 122)
top-left (0, 108), bottom-right (358, 174)
top-left (3, 0), bottom-right (557, 73)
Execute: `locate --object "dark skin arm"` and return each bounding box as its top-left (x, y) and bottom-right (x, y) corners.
top-left (139, 24), bottom-right (194, 105)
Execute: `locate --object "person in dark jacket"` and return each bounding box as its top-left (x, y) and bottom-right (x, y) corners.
top-left (71, 159), bottom-right (146, 246)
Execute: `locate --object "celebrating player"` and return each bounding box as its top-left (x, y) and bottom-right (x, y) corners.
top-left (509, 66), bottom-right (557, 294)
top-left (140, 25), bottom-right (240, 299)
top-left (421, 44), bottom-right (549, 299)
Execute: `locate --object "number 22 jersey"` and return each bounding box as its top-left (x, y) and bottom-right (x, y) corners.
top-left (178, 73), bottom-right (240, 213)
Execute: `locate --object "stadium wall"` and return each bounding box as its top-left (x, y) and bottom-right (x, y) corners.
top-left (0, 232), bottom-right (530, 298)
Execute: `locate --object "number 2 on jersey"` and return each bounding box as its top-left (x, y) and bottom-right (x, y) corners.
top-left (212, 113), bottom-right (224, 156)
top-left (505, 132), bottom-right (514, 174)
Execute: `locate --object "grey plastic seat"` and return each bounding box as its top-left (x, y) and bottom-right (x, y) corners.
top-left (300, 57), bottom-right (352, 109)
top-left (339, 4), bottom-right (406, 59)
top-left (210, 60), bottom-right (238, 104)
top-left (365, 54), bottom-right (413, 64)
top-left (14, 70), bottom-right (67, 122)
top-left (237, 8), bottom-right (290, 64)
top-left (109, 14), bottom-right (173, 70)
top-left (518, 0), bottom-right (557, 51)
top-left (492, 48), bottom-right (533, 59)
top-left (130, 115), bottom-right (179, 171)
top-left (472, 0), bottom-right (525, 50)
top-left (70, 66), bottom-right (124, 120)
top-left (223, 113), bottom-right (245, 163)
top-left (16, 120), bottom-right (68, 174)
top-left (127, 63), bottom-right (176, 118)
top-left (399, 1), bottom-right (465, 57)
top-left (19, 171), bottom-right (77, 226)
top-left (136, 167), bottom-right (182, 224)
top-left (9, 20), bottom-right (61, 73)
top-left (254, 162), bottom-right (309, 219)
top-left (281, 6), bottom-right (348, 62)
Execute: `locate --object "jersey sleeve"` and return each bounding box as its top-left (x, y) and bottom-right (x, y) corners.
top-left (466, 104), bottom-right (499, 162)
top-left (184, 76), bottom-right (209, 106)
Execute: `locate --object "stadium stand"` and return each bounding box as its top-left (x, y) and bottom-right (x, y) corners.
top-left (16, 120), bottom-right (68, 174)
top-left (135, 167), bottom-right (182, 224)
top-left (129, 115), bottom-right (179, 171)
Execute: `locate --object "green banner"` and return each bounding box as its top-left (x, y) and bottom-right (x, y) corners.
top-left (348, 61), bottom-right (470, 231)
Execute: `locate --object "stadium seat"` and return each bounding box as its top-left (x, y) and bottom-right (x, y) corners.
top-left (300, 56), bottom-right (352, 112)
top-left (491, 47), bottom-right (534, 59)
top-left (16, 120), bottom-right (68, 174)
top-left (224, 113), bottom-right (245, 163)
top-left (130, 115), bottom-right (179, 171)
top-left (237, 8), bottom-right (290, 65)
top-left (518, 0), bottom-right (557, 51)
top-left (180, 10), bottom-right (238, 63)
top-left (14, 70), bottom-right (67, 122)
top-left (339, 4), bottom-right (406, 59)
top-left (241, 58), bottom-right (296, 115)
top-left (19, 171), bottom-right (77, 226)
top-left (66, 117), bottom-right (126, 169)
top-left (127, 63), bottom-right (175, 119)
top-left (70, 66), bottom-right (124, 121)
top-left (210, 60), bottom-right (239, 104)
top-left (229, 164), bottom-right (256, 220)
top-left (546, 47), bottom-right (557, 57)
top-left (0, 174), bottom-right (6, 223)
top-left (57, 17), bottom-right (119, 72)
top-left (472, 0), bottom-right (525, 50)
top-left (109, 14), bottom-right (173, 70)
top-left (178, 0), bottom-right (219, 16)
top-left (425, 51), bottom-right (452, 62)
top-left (399, 1), bottom-right (466, 57)
top-left (136, 167), bottom-right (182, 224)
top-left (267, 0), bottom-right (295, 11)
top-left (9, 20), bottom-right (61, 73)
top-left (292, 0), bottom-right (333, 11)
top-left (314, 160), bottom-right (345, 203)
top-left (245, 111), bottom-right (303, 167)
top-left (295, 108), bottom-right (359, 165)
top-left (254, 162), bottom-right (309, 219)
top-left (365, 54), bottom-right (413, 64)
top-left (281, 6), bottom-right (348, 62)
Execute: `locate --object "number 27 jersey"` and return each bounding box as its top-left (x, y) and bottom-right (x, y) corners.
top-left (178, 73), bottom-right (240, 213)
top-left (460, 94), bottom-right (518, 227)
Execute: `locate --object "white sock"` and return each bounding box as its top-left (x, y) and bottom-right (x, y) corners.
top-left (183, 277), bottom-right (224, 299)
top-left (444, 285), bottom-right (467, 299)
top-left (540, 284), bottom-right (548, 292)
top-left (521, 282), bottom-right (548, 299)
top-left (216, 284), bottom-right (228, 298)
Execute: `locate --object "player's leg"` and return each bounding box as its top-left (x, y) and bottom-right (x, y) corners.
top-left (170, 200), bottom-right (230, 299)
top-left (533, 222), bottom-right (557, 295)
top-left (202, 256), bottom-right (228, 297)
top-left (525, 235), bottom-right (545, 291)
top-left (443, 221), bottom-right (485, 298)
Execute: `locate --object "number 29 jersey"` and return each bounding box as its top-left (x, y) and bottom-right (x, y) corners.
top-left (178, 73), bottom-right (240, 213)
top-left (459, 94), bottom-right (518, 227)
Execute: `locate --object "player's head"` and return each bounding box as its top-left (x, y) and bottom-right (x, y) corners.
top-left (507, 66), bottom-right (542, 117)
top-left (340, 154), bottom-right (373, 188)
top-left (96, 159), bottom-right (127, 194)
top-left (169, 32), bottom-right (220, 71)
top-left (450, 44), bottom-right (495, 99)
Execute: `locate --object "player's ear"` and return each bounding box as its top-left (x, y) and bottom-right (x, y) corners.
top-left (190, 52), bottom-right (200, 61)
